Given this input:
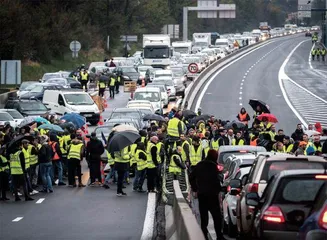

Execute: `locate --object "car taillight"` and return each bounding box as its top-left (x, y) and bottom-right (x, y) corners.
top-left (319, 205), bottom-right (327, 229)
top-left (263, 206), bottom-right (285, 223)
top-left (315, 175), bottom-right (327, 180)
top-left (247, 183), bottom-right (258, 193)
top-left (227, 186), bottom-right (231, 192)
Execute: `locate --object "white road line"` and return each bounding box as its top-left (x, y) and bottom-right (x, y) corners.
top-left (239, 103), bottom-right (243, 106)
top-left (240, 87), bottom-right (243, 90)
top-left (239, 92), bottom-right (242, 94)
top-left (309, 43), bottom-right (314, 69)
top-left (36, 198), bottom-right (45, 204)
top-left (241, 82), bottom-right (244, 85)
top-left (140, 193), bottom-right (156, 240)
top-left (239, 97), bottom-right (242, 100)
top-left (12, 217), bottom-right (23, 222)
top-left (195, 40), bottom-right (277, 111)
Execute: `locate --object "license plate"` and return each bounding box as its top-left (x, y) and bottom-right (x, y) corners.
top-left (84, 114), bottom-right (92, 117)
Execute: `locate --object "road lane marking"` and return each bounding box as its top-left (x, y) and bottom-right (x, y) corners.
top-left (36, 198), bottom-right (45, 204)
top-left (12, 217), bottom-right (23, 222)
top-left (239, 92), bottom-right (242, 94)
top-left (195, 40), bottom-right (277, 111)
top-left (239, 103), bottom-right (243, 106)
top-left (140, 193), bottom-right (156, 240)
top-left (241, 82), bottom-right (244, 85)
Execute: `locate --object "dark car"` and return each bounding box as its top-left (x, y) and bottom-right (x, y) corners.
top-left (145, 68), bottom-right (162, 83)
top-left (19, 83), bottom-right (62, 101)
top-left (299, 179), bottom-right (327, 240)
top-left (66, 77), bottom-right (82, 89)
top-left (305, 31), bottom-right (312, 37)
top-left (113, 66), bottom-right (140, 83)
top-left (5, 99), bottom-right (49, 116)
top-left (109, 108), bottom-right (144, 129)
top-left (244, 169), bottom-right (327, 240)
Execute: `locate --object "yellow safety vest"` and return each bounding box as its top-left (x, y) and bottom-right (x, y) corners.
top-left (110, 77), bottom-right (116, 86)
top-left (135, 149), bottom-right (148, 171)
top-left (181, 140), bottom-right (190, 162)
top-left (312, 49), bottom-right (317, 55)
top-left (99, 82), bottom-right (106, 89)
top-left (321, 49), bottom-right (326, 55)
top-left (22, 148), bottom-right (30, 169)
top-left (10, 151), bottom-right (23, 175)
top-left (169, 154), bottom-right (182, 174)
top-left (28, 145), bottom-right (38, 166)
top-left (59, 136), bottom-right (67, 155)
top-left (40, 129), bottom-right (48, 136)
top-left (81, 72), bottom-right (88, 81)
top-left (190, 145), bottom-right (203, 166)
top-left (232, 139), bottom-right (245, 146)
top-left (313, 144), bottom-right (322, 152)
top-left (156, 142), bottom-right (164, 164)
top-left (211, 139), bottom-right (219, 151)
top-left (147, 142), bottom-right (157, 169)
top-left (130, 143), bottom-right (137, 165)
top-left (68, 143), bottom-right (83, 160)
top-left (105, 150), bottom-right (115, 165)
top-left (117, 76), bottom-right (121, 83)
top-left (167, 118), bottom-right (180, 137)
top-left (285, 144), bottom-right (293, 153)
top-left (0, 155), bottom-right (9, 172)
top-left (114, 147), bottom-right (130, 163)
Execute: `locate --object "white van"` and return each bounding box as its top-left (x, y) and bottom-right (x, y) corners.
top-left (215, 39), bottom-right (233, 53)
top-left (133, 87), bottom-right (163, 114)
top-left (43, 89), bottom-right (100, 125)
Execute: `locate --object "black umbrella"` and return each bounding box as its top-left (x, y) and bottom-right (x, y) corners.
top-left (59, 122), bottom-right (76, 131)
top-left (7, 135), bottom-right (34, 154)
top-left (182, 110), bottom-right (197, 120)
top-left (143, 114), bottom-right (165, 122)
top-left (190, 114), bottom-right (211, 123)
top-left (99, 75), bottom-right (109, 82)
top-left (249, 99), bottom-right (270, 113)
top-left (224, 120), bottom-right (246, 129)
top-left (107, 131), bottom-right (140, 153)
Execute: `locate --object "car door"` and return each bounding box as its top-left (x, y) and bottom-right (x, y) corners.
top-left (56, 94), bottom-right (67, 115)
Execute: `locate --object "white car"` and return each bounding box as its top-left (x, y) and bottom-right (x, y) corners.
top-left (152, 77), bottom-right (176, 100)
top-left (201, 48), bottom-right (216, 64)
top-left (154, 69), bottom-right (173, 79)
top-left (0, 109), bottom-right (24, 126)
top-left (127, 100), bottom-right (155, 114)
top-left (147, 84), bottom-right (169, 107)
top-left (0, 111), bottom-right (18, 128)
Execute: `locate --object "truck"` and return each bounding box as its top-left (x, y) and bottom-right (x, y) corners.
top-left (172, 41), bottom-right (192, 55)
top-left (259, 22), bottom-right (270, 31)
top-left (192, 33), bottom-right (211, 53)
top-left (143, 34), bottom-right (171, 69)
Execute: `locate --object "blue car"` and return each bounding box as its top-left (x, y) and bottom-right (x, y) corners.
top-left (298, 180), bottom-right (327, 240)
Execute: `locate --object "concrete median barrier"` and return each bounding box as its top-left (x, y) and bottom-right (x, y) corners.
top-left (0, 90), bottom-right (17, 107)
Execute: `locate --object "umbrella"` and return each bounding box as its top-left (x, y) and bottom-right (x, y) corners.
top-left (34, 116), bottom-right (50, 124)
top-left (107, 131), bottom-right (140, 153)
top-left (190, 114), bottom-right (211, 123)
top-left (224, 120), bottom-right (246, 129)
top-left (305, 130), bottom-right (321, 137)
top-left (7, 135), bottom-right (34, 154)
top-left (249, 99), bottom-right (270, 113)
top-left (257, 113), bottom-right (278, 123)
top-left (18, 117), bottom-right (36, 128)
top-left (182, 110), bottom-right (197, 120)
top-left (143, 114), bottom-right (165, 122)
top-left (60, 113), bottom-right (86, 128)
top-left (59, 122), bottom-right (76, 131)
top-left (112, 124), bottom-right (138, 133)
top-left (38, 124), bottom-right (64, 133)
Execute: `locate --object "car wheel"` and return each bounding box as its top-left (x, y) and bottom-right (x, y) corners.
top-left (227, 210), bottom-right (237, 237)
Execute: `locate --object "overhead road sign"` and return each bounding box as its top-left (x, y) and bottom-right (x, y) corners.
top-left (120, 35), bottom-right (138, 42)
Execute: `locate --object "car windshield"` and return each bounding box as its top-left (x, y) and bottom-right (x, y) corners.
top-left (121, 67), bottom-right (137, 73)
top-left (5, 110), bottom-right (23, 119)
top-left (64, 94), bottom-right (94, 105)
top-left (134, 92), bottom-right (160, 102)
top-left (144, 47), bottom-right (169, 59)
top-left (183, 58), bottom-right (196, 64)
top-left (155, 73), bottom-right (172, 78)
top-left (0, 112), bottom-right (14, 121)
top-left (262, 161), bottom-right (325, 181)
top-left (219, 151), bottom-right (255, 164)
top-left (139, 109), bottom-right (153, 115)
top-left (19, 82), bottom-right (37, 91)
top-left (111, 111), bottom-right (140, 119)
top-left (138, 67), bottom-right (151, 72)
top-left (148, 85), bottom-right (165, 92)
top-left (43, 73), bottom-right (61, 80)
top-left (194, 42), bottom-right (208, 47)
top-left (46, 79), bottom-right (66, 85)
top-left (153, 79), bottom-right (173, 86)
top-left (19, 102), bottom-right (48, 111)
top-left (274, 178), bottom-right (325, 204)
top-left (174, 47), bottom-right (189, 54)
top-left (25, 83), bottom-right (39, 91)
top-left (29, 85), bottom-right (44, 93)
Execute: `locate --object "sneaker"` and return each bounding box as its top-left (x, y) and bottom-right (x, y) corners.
top-left (121, 192), bottom-right (127, 196)
top-left (102, 184), bottom-right (110, 189)
top-left (30, 190), bottom-right (39, 195)
top-left (116, 193), bottom-right (122, 197)
top-left (58, 182), bottom-right (66, 186)
top-left (78, 183), bottom-right (86, 187)
top-left (49, 189), bottom-right (53, 193)
top-left (138, 188), bottom-right (146, 193)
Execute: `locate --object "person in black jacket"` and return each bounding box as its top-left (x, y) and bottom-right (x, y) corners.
top-left (190, 149), bottom-right (225, 240)
top-left (86, 132), bottom-right (105, 185)
top-left (38, 135), bottom-right (54, 193)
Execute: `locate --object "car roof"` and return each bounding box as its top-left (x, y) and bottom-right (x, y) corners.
top-left (264, 154), bottom-right (327, 162)
top-left (113, 108), bottom-right (140, 112)
top-left (128, 100), bottom-right (152, 104)
top-left (155, 70), bottom-right (172, 74)
top-left (219, 145), bottom-right (267, 153)
top-left (135, 87), bottom-right (160, 92)
top-left (107, 118), bottom-right (135, 122)
top-left (0, 108), bottom-right (19, 112)
top-left (276, 169), bottom-right (326, 179)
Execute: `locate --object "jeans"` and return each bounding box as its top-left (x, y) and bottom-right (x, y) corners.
top-left (109, 86), bottom-right (115, 98)
top-left (117, 169), bottom-right (125, 194)
top-left (24, 169), bottom-right (33, 192)
top-left (40, 162), bottom-right (53, 191)
top-left (30, 164), bottom-right (39, 186)
top-left (104, 165), bottom-right (116, 184)
top-left (51, 160), bottom-right (63, 183)
top-left (133, 169), bottom-right (146, 190)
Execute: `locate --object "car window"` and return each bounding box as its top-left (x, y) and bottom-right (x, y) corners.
top-left (13, 102), bottom-right (20, 109)
top-left (6, 110), bottom-right (23, 119)
top-left (311, 183), bottom-right (327, 212)
top-left (261, 161), bottom-right (325, 182)
top-left (273, 178), bottom-right (325, 204)
top-left (134, 92), bottom-right (160, 102)
top-left (19, 102), bottom-right (48, 111)
top-left (64, 94), bottom-right (94, 105)
top-left (122, 67), bottom-right (136, 73)
top-left (0, 112), bottom-right (14, 121)
top-left (29, 85), bottom-right (44, 93)
top-left (111, 111), bottom-right (140, 119)
top-left (227, 162), bottom-right (237, 177)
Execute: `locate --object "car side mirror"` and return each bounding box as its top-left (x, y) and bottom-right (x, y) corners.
top-left (230, 188), bottom-right (241, 196)
top-left (246, 192), bottom-right (260, 207)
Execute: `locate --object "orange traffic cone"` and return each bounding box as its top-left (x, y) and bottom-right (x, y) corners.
top-left (103, 98), bottom-right (108, 108)
top-left (98, 115), bottom-right (104, 126)
top-left (141, 78), bottom-right (145, 87)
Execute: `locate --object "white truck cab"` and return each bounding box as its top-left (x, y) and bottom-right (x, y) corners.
top-left (43, 89), bottom-right (100, 125)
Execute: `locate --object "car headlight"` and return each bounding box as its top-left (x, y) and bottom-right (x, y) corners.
top-left (123, 75), bottom-right (130, 80)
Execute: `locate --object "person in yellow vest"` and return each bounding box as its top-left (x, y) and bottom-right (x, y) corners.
top-left (167, 113), bottom-right (184, 139)
top-left (283, 136), bottom-right (294, 153)
top-left (11, 140), bottom-right (34, 201)
top-left (189, 136), bottom-right (205, 171)
top-left (0, 147), bottom-right (10, 200)
top-left (232, 132), bottom-right (245, 146)
top-left (67, 134), bottom-right (85, 187)
top-left (169, 146), bottom-right (186, 180)
top-left (316, 47), bottom-right (321, 61)
top-left (102, 149), bottom-right (115, 189)
top-left (180, 134), bottom-right (191, 163)
top-left (115, 73), bottom-right (121, 94)
top-left (109, 74), bottom-right (116, 99)
top-left (113, 145), bottom-right (131, 196)
top-left (311, 48), bottom-right (316, 61)
top-left (147, 136), bottom-right (159, 193)
top-left (321, 48), bottom-right (326, 62)
top-left (98, 80), bottom-right (106, 97)
top-left (313, 135), bottom-right (322, 156)
top-left (236, 107), bottom-right (250, 126)
top-left (80, 69), bottom-right (89, 91)
top-left (21, 138), bottom-right (35, 195)
top-left (28, 137), bottom-right (41, 190)
top-left (273, 141), bottom-right (286, 153)
top-left (133, 142), bottom-right (147, 192)
top-left (49, 135), bottom-right (65, 186)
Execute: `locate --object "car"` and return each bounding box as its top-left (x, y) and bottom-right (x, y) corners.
top-left (126, 100), bottom-right (155, 115)
top-left (299, 179), bottom-right (327, 240)
top-left (0, 109), bottom-right (24, 126)
top-left (16, 81), bottom-right (38, 97)
top-left (18, 82), bottom-right (39, 97)
top-left (201, 48), bottom-right (216, 63)
top-left (132, 87), bottom-right (163, 114)
top-left (4, 99), bottom-right (49, 116)
top-left (113, 66), bottom-right (140, 82)
top-left (222, 166), bottom-right (251, 238)
top-left (19, 83), bottom-right (63, 101)
top-left (105, 118), bottom-right (140, 130)
top-left (41, 72), bottom-right (65, 81)
top-left (109, 108), bottom-right (144, 129)
top-left (152, 77), bottom-right (176, 100)
top-left (154, 69), bottom-right (173, 79)
top-left (66, 77), bottom-right (82, 89)
top-left (146, 84), bottom-right (169, 107)
top-left (246, 169), bottom-right (327, 240)
top-left (236, 154), bottom-right (327, 239)
top-left (44, 78), bottom-right (70, 88)
top-left (137, 65), bottom-right (153, 78)
top-left (305, 31), bottom-right (312, 37)
top-left (0, 111), bottom-right (18, 128)
top-left (145, 68), bottom-right (161, 83)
